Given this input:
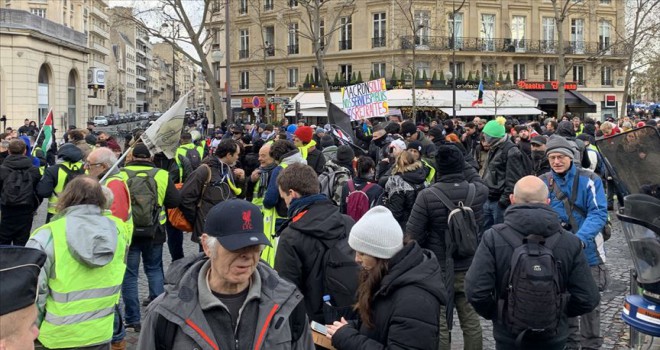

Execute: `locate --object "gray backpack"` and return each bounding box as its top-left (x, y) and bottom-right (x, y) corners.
top-left (428, 183), bottom-right (478, 259)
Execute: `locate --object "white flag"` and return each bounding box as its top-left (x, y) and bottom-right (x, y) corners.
top-left (141, 92), bottom-right (190, 159)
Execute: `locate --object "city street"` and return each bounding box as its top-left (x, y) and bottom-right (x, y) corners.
top-left (28, 200), bottom-right (644, 350)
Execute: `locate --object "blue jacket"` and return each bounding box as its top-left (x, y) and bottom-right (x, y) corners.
top-left (542, 165), bottom-right (608, 266)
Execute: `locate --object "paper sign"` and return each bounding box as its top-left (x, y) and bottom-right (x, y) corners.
top-left (341, 78), bottom-right (389, 121)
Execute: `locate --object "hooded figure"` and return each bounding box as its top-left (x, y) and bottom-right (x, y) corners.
top-left (36, 143), bottom-right (85, 221)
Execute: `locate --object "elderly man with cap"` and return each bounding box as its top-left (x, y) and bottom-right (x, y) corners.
top-left (541, 135), bottom-right (608, 350)
top-left (293, 125), bottom-right (326, 175)
top-left (0, 246), bottom-right (46, 349)
top-left (138, 199), bottom-right (314, 349)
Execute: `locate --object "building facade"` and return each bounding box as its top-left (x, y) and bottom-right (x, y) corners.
top-left (87, 0), bottom-right (111, 118)
top-left (209, 0), bottom-right (627, 121)
top-left (0, 7), bottom-right (88, 131)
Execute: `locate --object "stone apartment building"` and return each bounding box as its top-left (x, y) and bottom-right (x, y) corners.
top-left (207, 0), bottom-right (627, 121)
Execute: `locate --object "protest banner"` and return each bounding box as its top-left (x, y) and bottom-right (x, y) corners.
top-left (341, 78), bottom-right (389, 121)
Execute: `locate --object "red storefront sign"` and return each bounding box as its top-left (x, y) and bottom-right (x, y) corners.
top-left (517, 81), bottom-right (578, 91)
top-left (605, 94), bottom-right (616, 108)
top-left (241, 96), bottom-right (267, 108)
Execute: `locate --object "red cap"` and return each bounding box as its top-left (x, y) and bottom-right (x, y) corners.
top-left (637, 121), bottom-right (645, 128)
top-left (294, 126), bottom-right (314, 143)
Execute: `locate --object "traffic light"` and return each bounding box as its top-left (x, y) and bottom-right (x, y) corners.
top-left (269, 103), bottom-right (275, 111)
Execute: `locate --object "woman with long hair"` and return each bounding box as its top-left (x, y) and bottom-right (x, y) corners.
top-left (326, 206), bottom-right (446, 349)
top-left (384, 151), bottom-right (426, 228)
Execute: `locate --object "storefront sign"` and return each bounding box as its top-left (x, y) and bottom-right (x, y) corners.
top-left (231, 99), bottom-right (242, 109)
top-left (605, 94), bottom-right (616, 108)
top-left (341, 78), bottom-right (389, 121)
top-left (241, 96), bottom-right (266, 109)
top-left (517, 81), bottom-right (577, 91)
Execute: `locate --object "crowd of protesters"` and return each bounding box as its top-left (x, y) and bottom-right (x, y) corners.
top-left (0, 111), bottom-right (657, 350)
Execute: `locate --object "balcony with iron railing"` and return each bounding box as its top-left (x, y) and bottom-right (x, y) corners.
top-left (339, 40), bottom-right (352, 51)
top-left (372, 37), bottom-right (386, 48)
top-left (0, 9), bottom-right (87, 48)
top-left (239, 49), bottom-right (249, 59)
top-left (399, 36), bottom-right (625, 56)
top-left (287, 44), bottom-right (299, 55)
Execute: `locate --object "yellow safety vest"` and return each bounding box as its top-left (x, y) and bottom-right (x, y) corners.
top-left (35, 214), bottom-right (127, 348)
top-left (47, 161), bottom-right (85, 214)
top-left (196, 141), bottom-right (205, 160)
top-left (175, 143), bottom-right (197, 183)
top-left (251, 167), bottom-right (282, 267)
top-left (421, 159), bottom-right (436, 186)
top-left (102, 174), bottom-right (134, 244)
top-left (298, 140), bottom-right (317, 160)
top-left (118, 165), bottom-right (169, 226)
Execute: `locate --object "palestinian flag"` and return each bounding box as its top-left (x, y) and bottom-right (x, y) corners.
top-left (471, 80), bottom-right (484, 106)
top-left (39, 109), bottom-right (53, 151)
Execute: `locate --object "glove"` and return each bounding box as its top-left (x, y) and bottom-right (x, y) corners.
top-left (498, 197), bottom-right (510, 209)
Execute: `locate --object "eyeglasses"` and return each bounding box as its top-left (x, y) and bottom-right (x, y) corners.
top-left (548, 155), bottom-right (569, 162)
top-left (84, 162), bottom-right (104, 168)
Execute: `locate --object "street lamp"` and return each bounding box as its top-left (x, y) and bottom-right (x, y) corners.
top-left (446, 71), bottom-right (456, 120)
top-left (211, 48), bottom-right (224, 125)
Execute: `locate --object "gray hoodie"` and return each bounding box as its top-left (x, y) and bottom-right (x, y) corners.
top-left (137, 253), bottom-right (314, 350)
top-left (26, 205), bottom-right (121, 326)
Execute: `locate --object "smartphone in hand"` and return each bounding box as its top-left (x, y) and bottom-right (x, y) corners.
top-left (310, 321), bottom-right (328, 335)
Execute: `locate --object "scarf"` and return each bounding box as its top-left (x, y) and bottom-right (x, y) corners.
top-left (257, 163), bottom-right (277, 197)
top-left (287, 194), bottom-right (327, 218)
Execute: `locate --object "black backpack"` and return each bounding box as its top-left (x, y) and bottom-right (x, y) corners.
top-left (319, 229), bottom-right (359, 320)
top-left (497, 227), bottom-right (567, 345)
top-left (0, 166), bottom-right (36, 207)
top-left (185, 148), bottom-right (201, 170)
top-left (124, 168), bottom-right (161, 239)
top-left (501, 142), bottom-right (534, 176)
top-left (59, 163), bottom-right (85, 189)
top-left (428, 183), bottom-right (479, 259)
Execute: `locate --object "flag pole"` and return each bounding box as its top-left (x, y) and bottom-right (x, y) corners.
top-left (99, 142), bottom-right (136, 183)
top-left (31, 108), bottom-right (51, 156)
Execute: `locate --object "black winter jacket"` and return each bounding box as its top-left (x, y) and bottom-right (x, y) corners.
top-left (482, 136), bottom-right (529, 206)
top-left (406, 173), bottom-right (489, 271)
top-left (384, 164), bottom-right (427, 228)
top-left (274, 198), bottom-right (354, 324)
top-left (179, 156), bottom-right (243, 242)
top-left (0, 154), bottom-right (42, 209)
top-left (465, 204), bottom-right (600, 348)
top-left (331, 242), bottom-right (446, 350)
top-left (306, 146), bottom-right (326, 175)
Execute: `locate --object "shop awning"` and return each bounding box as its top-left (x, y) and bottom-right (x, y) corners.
top-left (285, 107), bottom-right (327, 117)
top-left (523, 90), bottom-right (597, 113)
top-left (439, 107), bottom-right (544, 117)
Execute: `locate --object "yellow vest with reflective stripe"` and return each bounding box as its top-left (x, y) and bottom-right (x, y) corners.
top-left (297, 140), bottom-right (317, 160)
top-left (47, 161), bottom-right (84, 214)
top-left (36, 215), bottom-right (127, 348)
top-left (175, 143), bottom-right (197, 183)
top-left (251, 174), bottom-right (282, 267)
top-left (118, 165), bottom-right (169, 225)
top-left (102, 174), bottom-right (134, 244)
top-left (196, 142), bottom-right (205, 160)
top-left (421, 159), bottom-right (436, 186)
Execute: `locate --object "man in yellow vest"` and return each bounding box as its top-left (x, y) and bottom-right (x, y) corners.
top-left (118, 143), bottom-right (180, 333)
top-left (27, 176), bottom-right (129, 349)
top-left (175, 132), bottom-right (202, 171)
top-left (249, 141), bottom-right (279, 266)
top-left (0, 246), bottom-right (46, 350)
top-left (293, 126), bottom-right (326, 175)
top-left (180, 139), bottom-right (244, 246)
top-left (36, 143), bottom-right (85, 223)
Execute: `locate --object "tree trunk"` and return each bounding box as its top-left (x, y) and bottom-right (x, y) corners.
top-left (314, 1), bottom-right (331, 108)
top-left (200, 57), bottom-right (225, 125)
top-left (556, 20), bottom-right (566, 119)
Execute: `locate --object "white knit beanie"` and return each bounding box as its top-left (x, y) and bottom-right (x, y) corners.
top-left (348, 206), bottom-right (404, 259)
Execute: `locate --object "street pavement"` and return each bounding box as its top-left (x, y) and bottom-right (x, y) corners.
top-left (28, 200), bottom-right (650, 349)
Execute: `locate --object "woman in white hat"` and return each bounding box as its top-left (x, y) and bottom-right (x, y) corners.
top-left (326, 206), bottom-right (446, 350)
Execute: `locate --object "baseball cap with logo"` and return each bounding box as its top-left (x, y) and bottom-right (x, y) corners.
top-left (204, 199), bottom-right (271, 251)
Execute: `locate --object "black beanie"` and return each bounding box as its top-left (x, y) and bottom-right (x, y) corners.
top-left (399, 121), bottom-right (417, 137)
top-left (336, 145), bottom-right (355, 164)
top-left (435, 144), bottom-right (464, 176)
top-left (428, 126), bottom-right (445, 140)
top-left (320, 135), bottom-right (334, 148)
